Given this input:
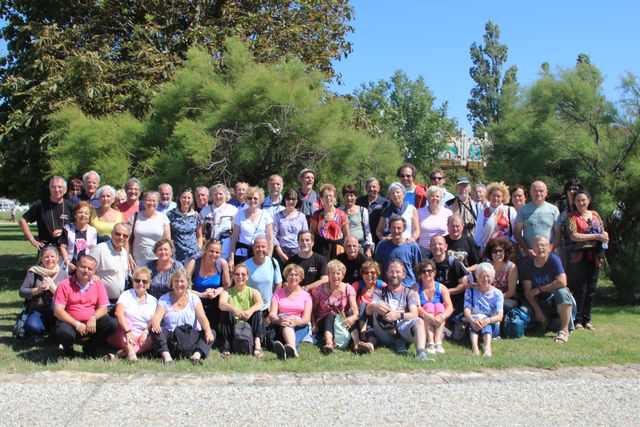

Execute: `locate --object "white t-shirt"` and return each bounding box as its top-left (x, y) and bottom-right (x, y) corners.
top-left (116, 288), bottom-right (158, 335)
top-left (88, 240), bottom-right (129, 300)
top-left (200, 203), bottom-right (238, 259)
top-left (129, 212), bottom-right (169, 266)
top-left (234, 209), bottom-right (274, 246)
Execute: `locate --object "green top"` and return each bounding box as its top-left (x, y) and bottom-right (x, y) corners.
top-left (228, 285), bottom-right (256, 321)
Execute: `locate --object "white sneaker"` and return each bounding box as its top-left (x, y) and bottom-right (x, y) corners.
top-left (435, 342), bottom-right (445, 354)
top-left (426, 343), bottom-right (436, 354)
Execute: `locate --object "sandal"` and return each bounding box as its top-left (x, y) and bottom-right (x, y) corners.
top-left (126, 353), bottom-right (139, 364)
top-left (321, 344), bottom-right (334, 355)
top-left (584, 323), bottom-right (595, 330)
top-left (104, 353), bottom-right (117, 362)
top-left (253, 348), bottom-right (264, 358)
top-left (574, 323), bottom-right (584, 330)
top-left (356, 342), bottom-right (374, 354)
top-left (554, 330), bottom-right (569, 343)
top-left (221, 350), bottom-right (231, 358)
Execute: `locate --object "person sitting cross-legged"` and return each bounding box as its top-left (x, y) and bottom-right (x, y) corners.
top-left (365, 260), bottom-right (429, 361)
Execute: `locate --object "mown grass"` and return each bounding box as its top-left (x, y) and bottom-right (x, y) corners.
top-left (0, 222), bottom-right (638, 373)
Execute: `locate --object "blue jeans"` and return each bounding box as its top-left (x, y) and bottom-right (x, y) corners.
top-left (25, 311), bottom-right (46, 335)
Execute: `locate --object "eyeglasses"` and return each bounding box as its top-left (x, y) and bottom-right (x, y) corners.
top-left (430, 176), bottom-right (444, 181)
top-left (114, 232), bottom-right (129, 238)
top-left (286, 198), bottom-right (298, 201)
top-left (133, 278), bottom-right (149, 284)
top-left (363, 270), bottom-right (377, 275)
top-left (420, 269), bottom-right (435, 274)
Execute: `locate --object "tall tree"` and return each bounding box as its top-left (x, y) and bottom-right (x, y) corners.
top-left (467, 21), bottom-right (518, 136)
top-left (48, 39), bottom-right (401, 196)
top-left (487, 58), bottom-right (640, 301)
top-left (0, 0), bottom-right (354, 200)
top-left (353, 70), bottom-right (458, 175)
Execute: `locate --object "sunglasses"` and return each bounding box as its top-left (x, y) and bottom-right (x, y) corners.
top-left (492, 248), bottom-right (505, 254)
top-left (420, 269), bottom-right (435, 274)
top-left (114, 232), bottom-right (129, 238)
top-left (133, 278), bottom-right (149, 284)
top-left (430, 176), bottom-right (444, 181)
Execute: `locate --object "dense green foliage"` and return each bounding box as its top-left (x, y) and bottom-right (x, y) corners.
top-left (487, 57), bottom-right (640, 301)
top-left (48, 39), bottom-right (402, 192)
top-left (0, 0), bottom-right (354, 200)
top-left (352, 70), bottom-right (458, 175)
top-left (467, 21), bottom-right (518, 136)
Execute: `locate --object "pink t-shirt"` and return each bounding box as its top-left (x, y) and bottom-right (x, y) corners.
top-left (272, 287), bottom-right (312, 318)
top-left (54, 276), bottom-right (110, 321)
top-left (312, 283), bottom-right (356, 320)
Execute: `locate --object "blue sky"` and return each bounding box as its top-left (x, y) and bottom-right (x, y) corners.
top-left (2, 1), bottom-right (638, 134)
top-left (328, 0), bottom-right (640, 133)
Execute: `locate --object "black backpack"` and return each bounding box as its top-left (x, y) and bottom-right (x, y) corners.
top-left (232, 322), bottom-right (254, 355)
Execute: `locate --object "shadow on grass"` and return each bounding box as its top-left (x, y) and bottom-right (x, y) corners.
top-left (0, 254), bottom-right (34, 291)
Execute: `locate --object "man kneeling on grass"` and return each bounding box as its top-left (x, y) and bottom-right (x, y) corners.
top-left (53, 254), bottom-right (117, 358)
top-left (365, 259), bottom-right (429, 361)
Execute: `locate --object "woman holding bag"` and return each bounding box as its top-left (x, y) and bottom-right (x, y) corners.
top-left (566, 190), bottom-right (608, 330)
top-left (311, 260), bottom-right (358, 354)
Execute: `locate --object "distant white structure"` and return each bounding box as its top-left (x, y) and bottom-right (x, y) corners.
top-left (439, 130), bottom-right (490, 170)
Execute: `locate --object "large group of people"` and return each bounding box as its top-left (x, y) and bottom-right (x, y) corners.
top-left (16, 164), bottom-right (608, 363)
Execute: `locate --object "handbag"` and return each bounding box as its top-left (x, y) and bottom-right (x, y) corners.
top-left (333, 313), bottom-right (351, 349)
top-left (12, 305), bottom-right (29, 339)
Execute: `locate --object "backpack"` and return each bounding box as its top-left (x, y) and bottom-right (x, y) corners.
top-left (232, 322), bottom-right (254, 355)
top-left (170, 324), bottom-right (201, 358)
top-left (504, 307), bottom-right (531, 339)
top-left (12, 306), bottom-right (29, 339)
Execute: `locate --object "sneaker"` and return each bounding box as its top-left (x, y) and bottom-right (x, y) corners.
top-left (415, 350), bottom-right (430, 361)
top-left (284, 344), bottom-right (298, 358)
top-left (435, 342), bottom-right (445, 354)
top-left (426, 343), bottom-right (436, 354)
top-left (273, 340), bottom-right (286, 360)
top-left (393, 338), bottom-right (408, 355)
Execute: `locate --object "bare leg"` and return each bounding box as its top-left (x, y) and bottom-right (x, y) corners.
top-left (282, 326), bottom-right (296, 347)
top-left (413, 318), bottom-right (426, 352)
top-left (558, 303), bottom-right (572, 333)
top-left (483, 333), bottom-right (492, 357)
top-left (470, 333), bottom-right (480, 355)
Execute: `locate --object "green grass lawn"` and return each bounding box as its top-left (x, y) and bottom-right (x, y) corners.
top-left (0, 222), bottom-right (638, 373)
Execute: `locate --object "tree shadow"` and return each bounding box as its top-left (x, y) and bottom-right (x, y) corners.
top-left (0, 254), bottom-right (34, 292)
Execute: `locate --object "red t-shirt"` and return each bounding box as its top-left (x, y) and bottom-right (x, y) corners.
top-left (54, 276), bottom-right (110, 322)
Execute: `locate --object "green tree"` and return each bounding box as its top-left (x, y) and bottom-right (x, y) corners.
top-left (467, 21), bottom-right (518, 136)
top-left (48, 39), bottom-right (401, 196)
top-left (487, 57), bottom-right (640, 301)
top-left (0, 0), bottom-right (354, 200)
top-left (352, 70), bottom-right (458, 175)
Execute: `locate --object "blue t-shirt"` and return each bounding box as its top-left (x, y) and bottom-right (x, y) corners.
top-left (244, 257), bottom-right (283, 310)
top-left (464, 286), bottom-right (504, 318)
top-left (515, 202), bottom-right (561, 249)
top-left (520, 253), bottom-right (565, 289)
top-left (374, 239), bottom-right (422, 288)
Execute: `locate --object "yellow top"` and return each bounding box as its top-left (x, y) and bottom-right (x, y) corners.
top-left (91, 208), bottom-right (123, 237)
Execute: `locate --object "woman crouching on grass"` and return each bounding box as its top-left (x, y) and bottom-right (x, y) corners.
top-left (463, 262), bottom-right (504, 357)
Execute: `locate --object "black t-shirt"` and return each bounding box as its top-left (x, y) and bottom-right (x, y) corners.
top-left (285, 252), bottom-right (328, 288)
top-left (445, 235), bottom-right (481, 267)
top-left (356, 195), bottom-right (389, 245)
top-left (431, 255), bottom-right (469, 312)
top-left (22, 198), bottom-right (74, 245)
top-left (336, 252), bottom-right (369, 284)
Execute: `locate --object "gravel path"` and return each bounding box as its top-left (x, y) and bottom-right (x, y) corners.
top-left (1, 365), bottom-right (639, 426)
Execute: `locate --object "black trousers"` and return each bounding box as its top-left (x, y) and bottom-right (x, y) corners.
top-left (568, 253), bottom-right (599, 324)
top-left (219, 311), bottom-right (265, 352)
top-left (55, 316), bottom-right (117, 356)
top-left (154, 326), bottom-right (212, 359)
